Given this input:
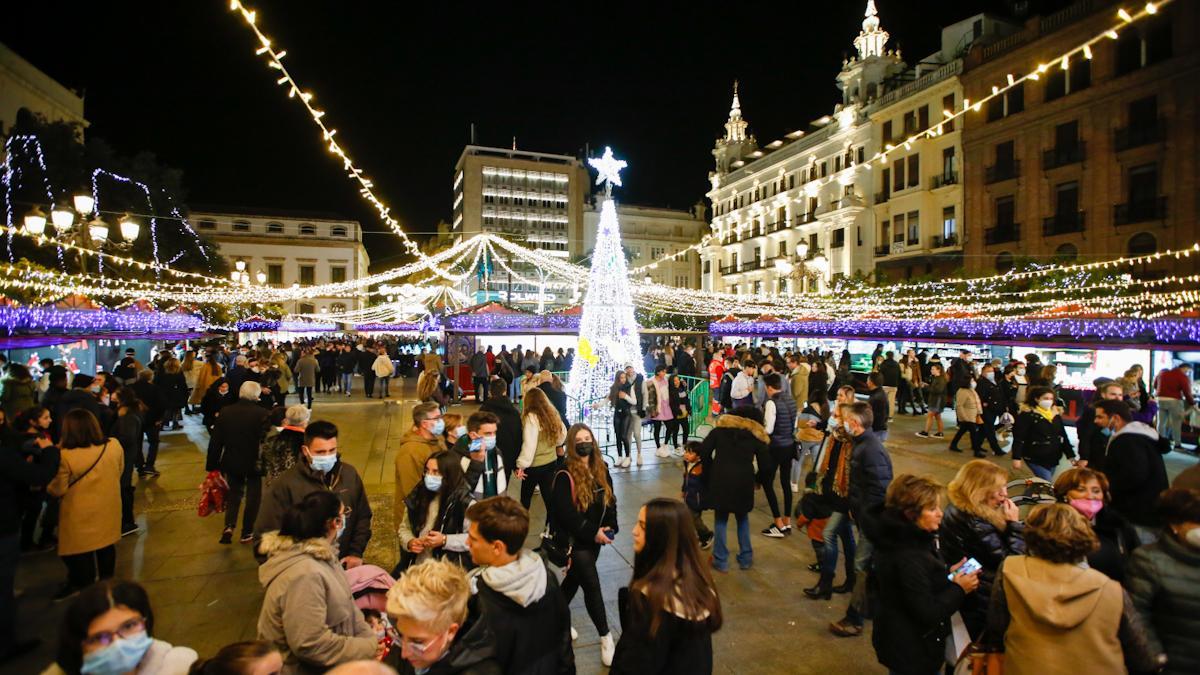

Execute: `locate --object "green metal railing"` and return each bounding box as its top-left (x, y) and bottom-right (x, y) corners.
top-left (680, 375), bottom-right (711, 437)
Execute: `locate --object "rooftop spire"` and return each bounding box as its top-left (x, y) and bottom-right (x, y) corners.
top-left (724, 80), bottom-right (748, 143)
top-left (854, 0), bottom-right (889, 59)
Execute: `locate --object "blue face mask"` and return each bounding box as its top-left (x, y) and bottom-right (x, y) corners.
top-left (454, 425), bottom-right (468, 438)
top-left (430, 419), bottom-right (445, 436)
top-left (843, 420), bottom-right (855, 435)
top-left (481, 435), bottom-right (497, 451)
top-left (80, 631), bottom-right (153, 675)
top-left (335, 518), bottom-right (346, 542)
top-left (424, 474), bottom-right (443, 492)
top-left (310, 452), bottom-right (337, 473)
top-left (1100, 426), bottom-right (1113, 437)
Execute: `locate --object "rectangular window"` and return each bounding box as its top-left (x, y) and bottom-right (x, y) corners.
top-left (676, 275), bottom-right (688, 288)
top-left (907, 154), bottom-right (920, 188)
top-left (299, 265), bottom-right (315, 285)
top-left (330, 266), bottom-right (346, 284)
top-left (1130, 95), bottom-right (1158, 126)
top-left (893, 159), bottom-right (905, 191)
top-left (1055, 121), bottom-right (1079, 155)
top-left (881, 168), bottom-right (890, 197)
top-left (1056, 181), bottom-right (1079, 216)
top-left (835, 156), bottom-right (842, 172)
top-left (1008, 83), bottom-right (1024, 115)
top-left (903, 110), bottom-right (917, 135)
top-left (942, 146), bottom-right (956, 178)
top-left (753, 280), bottom-right (762, 294)
top-left (821, 162), bottom-right (828, 178)
top-left (832, 228), bottom-right (845, 248)
top-left (996, 140), bottom-right (1015, 167)
top-left (808, 233), bottom-right (818, 253)
top-left (753, 247), bottom-right (761, 265)
top-left (650, 246), bottom-right (665, 259)
top-left (996, 196), bottom-right (1015, 228)
top-left (778, 241), bottom-right (787, 257)
top-left (942, 206), bottom-right (957, 238)
top-left (1129, 164), bottom-right (1158, 204)
top-left (883, 120), bottom-right (893, 144)
top-left (857, 147), bottom-right (865, 164)
top-left (703, 260), bottom-right (711, 273)
top-left (778, 277), bottom-right (788, 294)
top-left (233, 221), bottom-right (250, 232)
top-left (893, 214), bottom-right (905, 243)
top-left (789, 175), bottom-right (795, 189)
top-left (267, 263), bottom-right (283, 286)
top-left (881, 219), bottom-right (890, 245)
top-left (731, 252), bottom-right (738, 268)
top-left (918, 105), bottom-right (929, 131)
top-left (907, 210), bottom-right (920, 244)
top-left (198, 220), bottom-right (216, 230)
top-left (942, 94), bottom-right (956, 132)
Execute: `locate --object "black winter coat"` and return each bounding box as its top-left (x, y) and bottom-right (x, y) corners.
top-left (611, 587), bottom-right (714, 675)
top-left (1126, 531), bottom-right (1200, 675)
top-left (938, 503), bottom-right (1025, 637)
top-left (871, 507), bottom-right (967, 675)
top-left (254, 459), bottom-right (373, 560)
top-left (400, 482), bottom-right (471, 568)
top-left (474, 563), bottom-right (574, 675)
top-left (847, 431), bottom-right (892, 519)
top-left (697, 414), bottom-right (770, 514)
top-left (976, 377), bottom-right (1005, 418)
top-left (1105, 423), bottom-right (1169, 528)
top-left (154, 371), bottom-right (188, 409)
top-left (0, 443), bottom-right (59, 536)
top-left (1011, 409), bottom-right (1074, 468)
top-left (1088, 505), bottom-right (1140, 583)
top-left (205, 399), bottom-right (270, 475)
top-left (130, 380), bottom-right (166, 423)
top-left (390, 605), bottom-right (503, 675)
top-left (867, 388), bottom-right (889, 431)
top-left (478, 397), bottom-right (522, 478)
top-left (549, 469), bottom-right (617, 551)
top-left (878, 358), bottom-right (901, 387)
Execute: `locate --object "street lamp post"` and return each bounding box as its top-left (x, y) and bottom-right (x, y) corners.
top-left (19, 195), bottom-right (141, 274)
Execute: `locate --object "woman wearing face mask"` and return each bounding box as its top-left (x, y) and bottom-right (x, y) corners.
top-left (257, 491), bottom-right (377, 674)
top-left (950, 375), bottom-right (985, 457)
top-left (611, 498), bottom-right (723, 674)
top-left (383, 559), bottom-right (501, 675)
top-left (397, 451), bottom-right (471, 571)
top-left (939, 460), bottom-right (1025, 639)
top-left (200, 378), bottom-right (232, 431)
top-left (1011, 386), bottom-right (1075, 481)
top-left (1051, 467), bottom-right (1140, 582)
top-left (45, 579), bottom-right (197, 675)
top-left (1126, 488), bottom-right (1200, 675)
top-left (549, 423), bottom-right (618, 666)
top-left (442, 413), bottom-right (465, 448)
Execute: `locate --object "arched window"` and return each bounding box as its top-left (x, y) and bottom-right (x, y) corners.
top-left (330, 302), bottom-right (347, 314)
top-left (330, 225), bottom-right (348, 237)
top-left (266, 222), bottom-right (284, 234)
top-left (298, 303), bottom-right (315, 314)
top-left (995, 251), bottom-right (1015, 273)
top-left (232, 220), bottom-right (251, 232)
top-left (1127, 232), bottom-right (1157, 256)
top-left (1054, 243), bottom-right (1078, 262)
top-left (299, 223), bottom-right (316, 235)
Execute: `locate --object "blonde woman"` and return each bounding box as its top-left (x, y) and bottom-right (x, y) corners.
top-left (550, 423), bottom-right (618, 666)
top-left (515, 387), bottom-right (566, 525)
top-left (384, 559), bottom-right (499, 673)
top-left (939, 459), bottom-right (1026, 638)
top-left (416, 369), bottom-right (446, 410)
top-left (190, 350), bottom-right (223, 409)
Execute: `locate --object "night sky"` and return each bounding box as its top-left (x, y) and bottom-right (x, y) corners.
top-left (2, 0), bottom-right (1053, 269)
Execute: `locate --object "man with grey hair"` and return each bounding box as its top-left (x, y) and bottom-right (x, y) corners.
top-left (206, 379), bottom-right (271, 544)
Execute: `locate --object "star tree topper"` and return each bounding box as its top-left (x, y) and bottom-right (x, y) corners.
top-left (588, 146), bottom-right (627, 197)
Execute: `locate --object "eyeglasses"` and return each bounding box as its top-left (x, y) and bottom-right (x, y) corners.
top-left (83, 616), bottom-right (146, 649)
top-left (397, 629), bottom-right (448, 655)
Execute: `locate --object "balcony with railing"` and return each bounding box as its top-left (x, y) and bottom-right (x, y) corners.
top-left (821, 194), bottom-right (865, 215)
top-left (719, 263), bottom-right (738, 275)
top-left (984, 222), bottom-right (1020, 245)
top-left (1114, 197), bottom-right (1168, 225)
top-left (1114, 120), bottom-right (1165, 151)
top-left (874, 244), bottom-right (890, 257)
top-left (930, 233), bottom-right (959, 249)
top-left (1042, 142), bottom-right (1086, 170)
top-left (984, 161), bottom-right (1020, 184)
top-left (1042, 210), bottom-right (1086, 236)
top-left (741, 259), bottom-right (763, 272)
top-left (930, 171), bottom-right (958, 189)
top-left (796, 212), bottom-right (817, 225)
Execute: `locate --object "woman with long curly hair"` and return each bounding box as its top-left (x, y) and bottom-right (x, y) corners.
top-left (516, 387), bottom-right (566, 525)
top-left (550, 422), bottom-right (618, 666)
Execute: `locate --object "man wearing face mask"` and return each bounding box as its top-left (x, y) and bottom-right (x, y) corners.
top-left (976, 364), bottom-right (1007, 456)
top-left (451, 412), bottom-right (506, 500)
top-left (254, 421), bottom-right (373, 568)
top-left (394, 403), bottom-right (447, 528)
top-left (1093, 399), bottom-right (1169, 544)
top-left (1077, 381), bottom-right (1127, 471)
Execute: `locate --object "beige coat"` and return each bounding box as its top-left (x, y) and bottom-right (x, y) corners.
top-left (955, 387), bottom-right (983, 423)
top-left (190, 363), bottom-right (223, 404)
top-left (48, 439), bottom-right (124, 556)
top-left (393, 429), bottom-right (445, 525)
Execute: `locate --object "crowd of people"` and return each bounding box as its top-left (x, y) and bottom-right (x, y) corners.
top-left (1, 334), bottom-right (1197, 674)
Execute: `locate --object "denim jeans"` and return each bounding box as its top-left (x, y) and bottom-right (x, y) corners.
top-left (820, 510), bottom-right (856, 580)
top-left (340, 372), bottom-right (353, 394)
top-left (712, 510), bottom-right (751, 571)
top-left (1157, 398), bottom-right (1185, 446)
top-left (1028, 462), bottom-right (1055, 481)
top-left (298, 386), bottom-right (313, 408)
top-left (378, 377), bottom-right (389, 398)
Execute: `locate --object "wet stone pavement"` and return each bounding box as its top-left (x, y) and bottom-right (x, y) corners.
top-left (12, 377), bottom-right (1193, 674)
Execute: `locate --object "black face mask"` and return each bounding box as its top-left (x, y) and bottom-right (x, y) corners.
top-left (575, 442), bottom-right (594, 457)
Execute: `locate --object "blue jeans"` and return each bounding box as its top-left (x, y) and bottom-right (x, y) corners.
top-left (340, 372), bottom-right (353, 394)
top-left (1028, 462), bottom-right (1055, 481)
top-left (821, 510), bottom-right (856, 579)
top-left (378, 377), bottom-right (389, 398)
top-left (712, 511), bottom-right (751, 571)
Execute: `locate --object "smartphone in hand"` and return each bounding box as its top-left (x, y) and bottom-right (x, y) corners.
top-left (948, 557), bottom-right (982, 581)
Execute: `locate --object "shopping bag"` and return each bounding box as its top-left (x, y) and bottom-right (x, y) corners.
top-left (197, 470), bottom-right (229, 517)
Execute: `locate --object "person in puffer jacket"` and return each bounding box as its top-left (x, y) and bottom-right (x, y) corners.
top-left (257, 491), bottom-right (376, 675)
top-left (464, 497), bottom-right (574, 675)
top-left (1092, 399), bottom-right (1169, 540)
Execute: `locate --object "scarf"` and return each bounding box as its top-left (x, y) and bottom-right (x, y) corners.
top-left (817, 435), bottom-right (851, 497)
top-left (1033, 405), bottom-right (1056, 424)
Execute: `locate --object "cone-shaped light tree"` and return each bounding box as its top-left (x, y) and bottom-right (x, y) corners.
top-left (566, 147), bottom-right (645, 425)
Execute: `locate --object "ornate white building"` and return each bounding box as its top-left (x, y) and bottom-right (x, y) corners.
top-left (582, 200), bottom-right (706, 289)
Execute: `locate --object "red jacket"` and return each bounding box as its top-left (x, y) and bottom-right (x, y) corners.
top-left (1156, 368), bottom-right (1194, 405)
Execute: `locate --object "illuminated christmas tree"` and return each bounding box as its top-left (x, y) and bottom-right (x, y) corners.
top-left (567, 147), bottom-right (644, 424)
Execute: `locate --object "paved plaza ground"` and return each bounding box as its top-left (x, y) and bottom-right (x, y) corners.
top-left (11, 377), bottom-right (1194, 674)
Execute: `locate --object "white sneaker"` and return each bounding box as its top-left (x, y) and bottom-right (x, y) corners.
top-left (571, 627), bottom-right (578, 641)
top-left (655, 445), bottom-right (669, 458)
top-left (790, 482), bottom-right (799, 493)
top-left (636, 451), bottom-right (643, 467)
top-left (599, 632), bottom-right (615, 666)
top-left (622, 457), bottom-right (631, 468)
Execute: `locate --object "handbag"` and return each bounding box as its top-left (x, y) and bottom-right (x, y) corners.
top-left (539, 471), bottom-right (575, 568)
top-left (953, 646), bottom-right (1003, 675)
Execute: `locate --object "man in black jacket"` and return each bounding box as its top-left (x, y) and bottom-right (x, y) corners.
top-left (877, 352), bottom-right (901, 421)
top-left (718, 357), bottom-right (739, 415)
top-left (1077, 380), bottom-right (1126, 471)
top-left (0, 437), bottom-right (59, 663)
top-left (948, 350), bottom-right (976, 410)
top-left (1093, 399), bottom-right (1168, 542)
top-left (975, 363), bottom-right (1007, 456)
top-left (479, 380), bottom-right (522, 482)
top-left (866, 373), bottom-right (889, 441)
top-left (206, 381), bottom-right (270, 545)
top-left (336, 345), bottom-right (357, 397)
top-left (54, 374), bottom-right (105, 437)
top-left (356, 344), bottom-right (377, 398)
top-left (830, 401), bottom-right (893, 639)
top-left (130, 369), bottom-right (167, 476)
top-left (465, 496), bottom-right (573, 675)
top-left (253, 420), bottom-right (373, 567)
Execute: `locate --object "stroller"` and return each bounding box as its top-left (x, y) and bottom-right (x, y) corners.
top-left (345, 564), bottom-right (395, 612)
top-left (1007, 477), bottom-right (1058, 512)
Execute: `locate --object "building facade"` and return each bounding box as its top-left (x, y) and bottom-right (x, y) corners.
top-left (452, 145), bottom-right (589, 308)
top-left (582, 200), bottom-right (706, 289)
top-left (701, 3), bottom-right (902, 296)
top-left (0, 41), bottom-right (86, 134)
top-left (190, 208), bottom-right (370, 314)
top-left (961, 0), bottom-right (1199, 275)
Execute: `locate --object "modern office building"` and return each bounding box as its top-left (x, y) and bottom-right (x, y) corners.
top-left (190, 207), bottom-right (370, 313)
top-left (960, 0), bottom-right (1199, 275)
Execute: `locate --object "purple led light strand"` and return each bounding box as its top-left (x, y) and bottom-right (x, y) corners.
top-left (0, 305), bottom-right (202, 336)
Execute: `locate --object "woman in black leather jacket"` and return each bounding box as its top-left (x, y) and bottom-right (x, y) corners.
top-left (940, 460), bottom-right (1025, 638)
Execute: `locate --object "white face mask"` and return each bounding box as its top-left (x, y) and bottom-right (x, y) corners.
top-left (1038, 399), bottom-right (1054, 410)
top-left (1184, 528), bottom-right (1200, 550)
